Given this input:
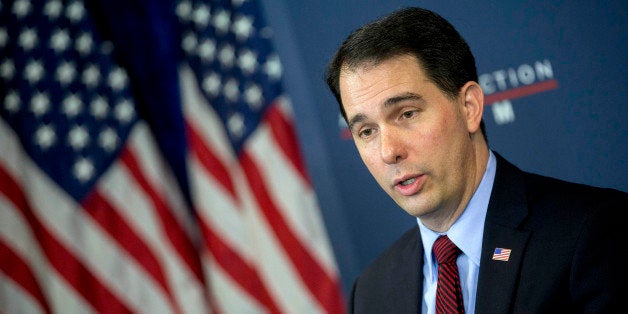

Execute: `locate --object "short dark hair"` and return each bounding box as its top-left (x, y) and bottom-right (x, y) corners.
top-left (325, 7), bottom-right (486, 139)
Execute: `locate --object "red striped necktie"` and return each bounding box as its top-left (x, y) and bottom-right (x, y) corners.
top-left (433, 235), bottom-right (465, 314)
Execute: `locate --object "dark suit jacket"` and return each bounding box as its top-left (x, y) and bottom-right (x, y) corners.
top-left (349, 153), bottom-right (627, 313)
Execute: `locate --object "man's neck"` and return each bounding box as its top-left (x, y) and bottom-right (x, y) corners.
top-left (420, 142), bottom-right (490, 232)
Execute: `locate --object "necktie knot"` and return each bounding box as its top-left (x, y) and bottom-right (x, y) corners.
top-left (433, 235), bottom-right (461, 265)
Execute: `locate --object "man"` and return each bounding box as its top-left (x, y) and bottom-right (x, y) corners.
top-left (325, 7), bottom-right (627, 313)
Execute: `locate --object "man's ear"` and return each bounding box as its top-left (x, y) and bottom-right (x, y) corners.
top-left (461, 81), bottom-right (484, 134)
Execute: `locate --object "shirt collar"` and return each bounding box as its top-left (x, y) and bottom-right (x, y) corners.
top-left (417, 150), bottom-right (496, 278)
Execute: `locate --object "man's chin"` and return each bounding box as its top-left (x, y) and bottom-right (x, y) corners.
top-left (398, 200), bottom-right (435, 218)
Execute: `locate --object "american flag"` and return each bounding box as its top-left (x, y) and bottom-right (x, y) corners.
top-left (0, 0), bottom-right (345, 312)
top-left (492, 248), bottom-right (512, 262)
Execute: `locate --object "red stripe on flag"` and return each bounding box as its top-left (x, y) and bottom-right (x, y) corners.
top-left (0, 165), bottom-right (133, 314)
top-left (239, 152), bottom-right (345, 313)
top-left (198, 220), bottom-right (281, 313)
top-left (81, 191), bottom-right (179, 312)
top-left (264, 104), bottom-right (311, 185)
top-left (0, 240), bottom-right (52, 314)
top-left (119, 147), bottom-right (206, 284)
top-left (186, 122), bottom-right (239, 202)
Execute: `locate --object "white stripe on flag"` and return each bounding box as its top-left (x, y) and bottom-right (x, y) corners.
top-left (0, 198), bottom-right (94, 314)
top-left (0, 119), bottom-right (100, 313)
top-left (125, 123), bottom-right (209, 313)
top-left (15, 128), bottom-right (177, 313)
top-left (247, 121), bottom-right (339, 275)
top-left (0, 272), bottom-right (45, 314)
top-left (189, 156), bottom-right (251, 258)
top-left (239, 179), bottom-right (324, 313)
top-left (180, 65), bottom-right (236, 163)
top-left (101, 157), bottom-right (207, 313)
top-left (202, 253), bottom-right (267, 313)
top-left (128, 122), bottom-right (199, 241)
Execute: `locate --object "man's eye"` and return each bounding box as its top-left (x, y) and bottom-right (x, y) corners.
top-left (359, 128), bottom-right (373, 138)
top-left (402, 110), bottom-right (416, 119)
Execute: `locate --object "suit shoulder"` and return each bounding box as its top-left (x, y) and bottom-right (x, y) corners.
top-left (359, 226), bottom-right (421, 279)
top-left (493, 153), bottom-right (626, 215)
top-left (351, 226), bottom-right (421, 312)
top-left (523, 171), bottom-right (627, 210)
top-left (519, 171), bottom-right (628, 231)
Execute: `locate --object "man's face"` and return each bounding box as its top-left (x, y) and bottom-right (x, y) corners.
top-left (339, 55), bottom-right (481, 226)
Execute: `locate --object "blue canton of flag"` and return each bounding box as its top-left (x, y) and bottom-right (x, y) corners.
top-left (178, 0), bottom-right (283, 154)
top-left (0, 0), bottom-right (136, 201)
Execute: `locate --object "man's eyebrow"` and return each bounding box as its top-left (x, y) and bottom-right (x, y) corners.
top-left (347, 93), bottom-right (424, 131)
top-left (347, 113), bottom-right (366, 132)
top-left (383, 92), bottom-right (423, 108)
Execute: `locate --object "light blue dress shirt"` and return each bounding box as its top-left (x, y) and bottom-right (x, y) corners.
top-left (417, 150), bottom-right (496, 314)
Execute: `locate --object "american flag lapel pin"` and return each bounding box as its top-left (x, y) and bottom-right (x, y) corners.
top-left (492, 248), bottom-right (512, 261)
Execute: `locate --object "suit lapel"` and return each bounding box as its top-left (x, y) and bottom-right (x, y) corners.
top-left (476, 223), bottom-right (530, 313)
top-left (389, 227), bottom-right (424, 313)
top-left (415, 231), bottom-right (424, 312)
top-left (475, 154), bottom-right (532, 313)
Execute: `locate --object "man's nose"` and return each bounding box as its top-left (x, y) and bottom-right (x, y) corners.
top-left (380, 127), bottom-right (406, 164)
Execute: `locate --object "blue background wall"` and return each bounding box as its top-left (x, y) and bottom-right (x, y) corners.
top-left (260, 0), bottom-right (627, 294)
